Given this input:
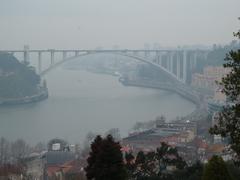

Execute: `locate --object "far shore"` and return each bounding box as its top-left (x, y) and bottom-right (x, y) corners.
top-left (0, 87), bottom-right (48, 106)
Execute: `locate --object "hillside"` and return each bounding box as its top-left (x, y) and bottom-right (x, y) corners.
top-left (0, 53), bottom-right (41, 98)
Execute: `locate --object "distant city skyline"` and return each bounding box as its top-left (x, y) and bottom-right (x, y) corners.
top-left (0, 0), bottom-right (239, 49)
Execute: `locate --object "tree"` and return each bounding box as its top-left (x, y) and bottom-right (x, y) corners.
top-left (173, 160), bottom-right (203, 180)
top-left (126, 143), bottom-right (187, 180)
top-left (0, 137), bottom-right (10, 165)
top-left (209, 28), bottom-right (240, 163)
top-left (156, 142), bottom-right (186, 174)
top-left (125, 152), bottom-right (135, 179)
top-left (81, 131), bottom-right (98, 157)
top-left (134, 151), bottom-right (158, 179)
top-left (202, 155), bottom-right (232, 180)
top-left (34, 142), bottom-right (46, 153)
top-left (11, 139), bottom-right (30, 163)
top-left (104, 128), bottom-right (121, 141)
top-left (85, 135), bottom-right (127, 180)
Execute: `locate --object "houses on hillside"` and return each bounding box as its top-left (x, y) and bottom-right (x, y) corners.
top-left (26, 138), bottom-right (86, 180)
top-left (122, 119), bottom-right (230, 164)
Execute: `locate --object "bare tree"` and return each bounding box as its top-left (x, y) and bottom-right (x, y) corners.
top-left (34, 142), bottom-right (46, 153)
top-left (11, 139), bottom-right (30, 163)
top-left (0, 137), bottom-right (10, 165)
top-left (105, 128), bottom-right (121, 141)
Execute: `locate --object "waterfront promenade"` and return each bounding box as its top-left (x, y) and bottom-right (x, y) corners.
top-left (120, 78), bottom-right (202, 106)
top-left (0, 87), bottom-right (48, 105)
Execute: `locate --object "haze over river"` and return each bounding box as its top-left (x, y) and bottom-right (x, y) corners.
top-left (0, 56), bottom-right (195, 145)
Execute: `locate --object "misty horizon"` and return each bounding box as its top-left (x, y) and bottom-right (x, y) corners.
top-left (0, 0), bottom-right (239, 50)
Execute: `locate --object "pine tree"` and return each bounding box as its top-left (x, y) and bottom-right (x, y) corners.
top-left (156, 142), bottom-right (186, 173)
top-left (202, 155), bottom-right (232, 180)
top-left (210, 28), bottom-right (240, 163)
top-left (85, 135), bottom-right (127, 180)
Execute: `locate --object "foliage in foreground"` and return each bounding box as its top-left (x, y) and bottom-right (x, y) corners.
top-left (85, 135), bottom-right (127, 180)
top-left (202, 155), bottom-right (232, 180)
top-left (210, 29), bottom-right (240, 164)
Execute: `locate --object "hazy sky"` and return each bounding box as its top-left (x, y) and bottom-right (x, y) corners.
top-left (0, 0), bottom-right (239, 49)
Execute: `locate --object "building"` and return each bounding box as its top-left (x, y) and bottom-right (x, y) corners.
top-left (44, 139), bottom-right (76, 180)
top-left (191, 66), bottom-right (230, 91)
top-left (122, 121), bottom-right (197, 153)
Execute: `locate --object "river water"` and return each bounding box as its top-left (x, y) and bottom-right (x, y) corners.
top-left (0, 56), bottom-right (195, 145)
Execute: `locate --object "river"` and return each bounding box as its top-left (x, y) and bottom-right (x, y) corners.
top-left (0, 55), bottom-right (195, 145)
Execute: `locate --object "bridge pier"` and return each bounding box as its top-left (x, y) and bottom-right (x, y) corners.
top-left (193, 52), bottom-right (198, 69)
top-left (156, 52), bottom-right (161, 65)
top-left (170, 52), bottom-right (174, 74)
top-left (50, 50), bottom-right (55, 66)
top-left (23, 45), bottom-right (30, 64)
top-left (166, 53), bottom-right (171, 71)
top-left (38, 51), bottom-right (42, 74)
top-left (183, 51), bottom-right (187, 83)
top-left (160, 53), bottom-right (165, 67)
top-left (63, 52), bottom-right (67, 59)
top-left (176, 52), bottom-right (181, 80)
top-left (75, 51), bottom-right (79, 57)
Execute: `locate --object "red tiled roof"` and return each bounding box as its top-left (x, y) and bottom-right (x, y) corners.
top-left (0, 165), bottom-right (23, 176)
top-left (194, 137), bottom-right (208, 149)
top-left (207, 144), bottom-right (225, 153)
top-left (47, 166), bottom-right (61, 177)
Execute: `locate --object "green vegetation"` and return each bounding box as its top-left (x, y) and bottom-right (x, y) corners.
top-left (202, 155), bottom-right (232, 180)
top-left (84, 135), bottom-right (240, 180)
top-left (195, 40), bottom-right (240, 73)
top-left (209, 30), bottom-right (240, 164)
top-left (125, 142), bottom-right (187, 180)
top-left (0, 53), bottom-right (40, 98)
top-left (85, 135), bottom-right (127, 180)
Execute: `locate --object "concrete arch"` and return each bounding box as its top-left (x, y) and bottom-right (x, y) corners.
top-left (40, 52), bottom-right (181, 84)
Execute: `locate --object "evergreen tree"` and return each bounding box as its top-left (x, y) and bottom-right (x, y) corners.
top-left (134, 151), bottom-right (158, 179)
top-left (209, 28), bottom-right (240, 163)
top-left (202, 155), bottom-right (232, 180)
top-left (156, 142), bottom-right (186, 174)
top-left (173, 160), bottom-right (203, 180)
top-left (125, 152), bottom-right (136, 179)
top-left (129, 143), bottom-right (186, 180)
top-left (85, 135), bottom-right (127, 180)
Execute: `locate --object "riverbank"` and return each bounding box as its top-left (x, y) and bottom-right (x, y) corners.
top-left (119, 78), bottom-right (202, 106)
top-left (0, 87), bottom-right (48, 106)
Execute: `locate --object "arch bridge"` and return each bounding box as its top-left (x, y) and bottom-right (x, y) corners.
top-left (0, 46), bottom-right (209, 85)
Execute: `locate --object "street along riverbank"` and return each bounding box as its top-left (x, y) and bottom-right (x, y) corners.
top-left (0, 87), bottom-right (48, 106)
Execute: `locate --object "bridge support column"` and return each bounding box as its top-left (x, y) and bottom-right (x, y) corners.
top-left (176, 52), bottom-right (181, 80)
top-left (160, 53), bottom-right (164, 66)
top-left (154, 51), bottom-right (158, 63)
top-left (38, 51), bottom-right (42, 74)
top-left (23, 45), bottom-right (30, 64)
top-left (75, 51), bottom-right (79, 57)
top-left (170, 52), bottom-right (174, 74)
top-left (183, 51), bottom-right (187, 83)
top-left (166, 53), bottom-right (171, 71)
top-left (50, 50), bottom-right (55, 66)
top-left (193, 52), bottom-right (197, 69)
top-left (63, 52), bottom-right (67, 59)
top-left (156, 52), bottom-right (160, 65)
